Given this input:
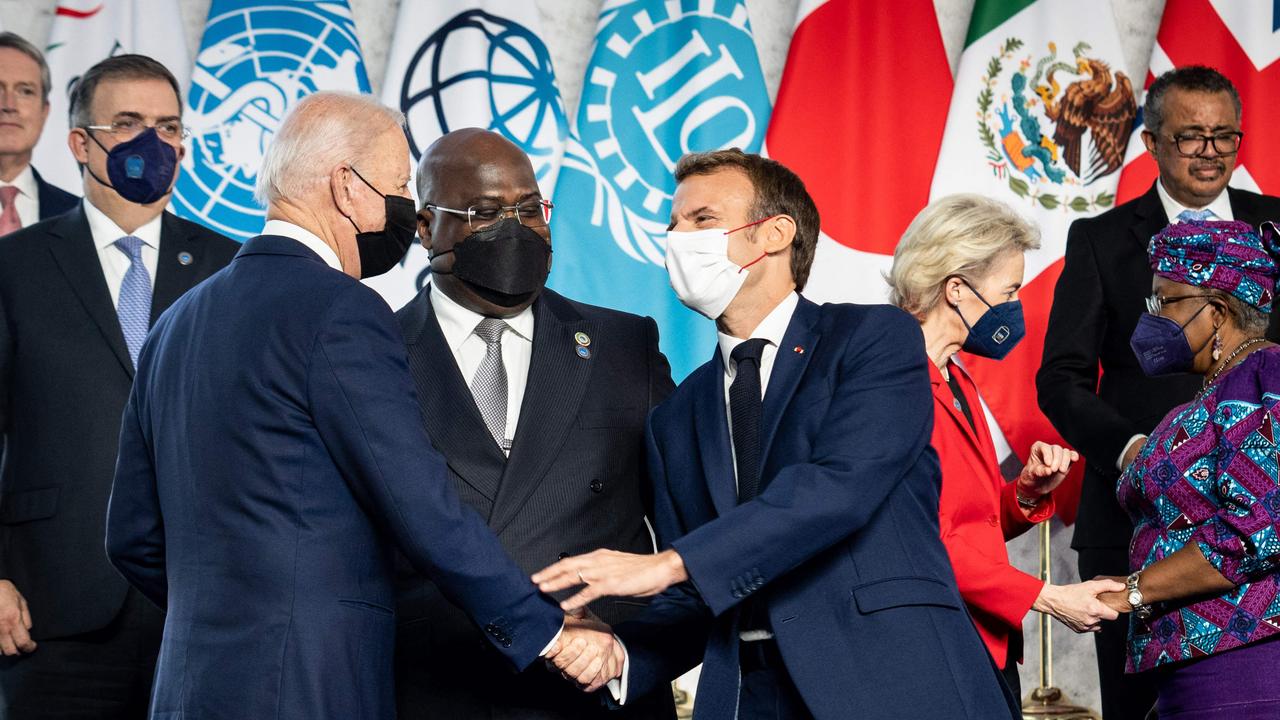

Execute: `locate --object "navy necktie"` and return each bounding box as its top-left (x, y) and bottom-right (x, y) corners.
top-left (730, 338), bottom-right (769, 502)
top-left (114, 235), bottom-right (152, 368)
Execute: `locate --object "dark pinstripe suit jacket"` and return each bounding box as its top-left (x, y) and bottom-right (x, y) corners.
top-left (393, 287), bottom-right (676, 720)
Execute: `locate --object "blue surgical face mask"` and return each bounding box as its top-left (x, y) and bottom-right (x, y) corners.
top-left (952, 278), bottom-right (1025, 360)
top-left (85, 127), bottom-right (179, 205)
top-left (1129, 302), bottom-right (1211, 376)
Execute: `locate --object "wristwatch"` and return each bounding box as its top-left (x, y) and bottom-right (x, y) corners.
top-left (1016, 489), bottom-right (1045, 509)
top-left (1126, 572), bottom-right (1153, 621)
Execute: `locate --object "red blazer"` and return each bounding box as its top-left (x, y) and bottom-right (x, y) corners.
top-left (930, 359), bottom-right (1053, 667)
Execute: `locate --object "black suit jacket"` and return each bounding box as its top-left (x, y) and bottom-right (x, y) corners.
top-left (0, 206), bottom-right (238, 639)
top-left (393, 287), bottom-right (676, 720)
top-left (33, 167), bottom-right (78, 221)
top-left (1037, 183), bottom-right (1280, 550)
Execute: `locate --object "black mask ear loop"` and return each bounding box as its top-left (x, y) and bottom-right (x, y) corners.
top-left (344, 166), bottom-right (385, 234)
top-left (947, 275), bottom-right (992, 332)
top-left (78, 127), bottom-right (116, 191)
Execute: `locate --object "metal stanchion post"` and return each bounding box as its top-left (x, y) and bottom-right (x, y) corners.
top-left (1021, 520), bottom-right (1100, 719)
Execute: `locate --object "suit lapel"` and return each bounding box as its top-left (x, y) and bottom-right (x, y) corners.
top-left (45, 208), bottom-right (134, 379)
top-left (402, 292), bottom-right (507, 503)
top-left (151, 212), bottom-right (211, 322)
top-left (693, 350), bottom-right (738, 516)
top-left (1228, 186), bottom-right (1262, 225)
top-left (489, 293), bottom-right (598, 534)
top-left (758, 298), bottom-right (820, 481)
top-left (1130, 183), bottom-right (1169, 250)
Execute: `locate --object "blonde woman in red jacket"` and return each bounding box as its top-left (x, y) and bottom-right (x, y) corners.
top-left (888, 194), bottom-right (1127, 700)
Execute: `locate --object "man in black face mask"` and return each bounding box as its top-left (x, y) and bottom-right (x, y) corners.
top-left (392, 128), bottom-right (677, 719)
top-left (0, 54), bottom-right (238, 718)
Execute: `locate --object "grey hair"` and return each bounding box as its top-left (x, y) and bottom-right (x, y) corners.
top-left (255, 91), bottom-right (405, 207)
top-left (1144, 65), bottom-right (1241, 135)
top-left (888, 194), bottom-right (1041, 318)
top-left (0, 32), bottom-right (51, 103)
top-left (1211, 289), bottom-right (1270, 336)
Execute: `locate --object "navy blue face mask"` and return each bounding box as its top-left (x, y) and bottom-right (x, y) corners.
top-left (952, 278), bottom-right (1026, 360)
top-left (86, 127), bottom-right (179, 205)
top-left (1129, 302), bottom-right (1211, 376)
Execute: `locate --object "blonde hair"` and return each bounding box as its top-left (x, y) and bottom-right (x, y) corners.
top-left (255, 91), bottom-right (404, 207)
top-left (888, 194), bottom-right (1041, 318)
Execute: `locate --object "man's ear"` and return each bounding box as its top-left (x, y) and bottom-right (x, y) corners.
top-left (330, 165), bottom-right (356, 218)
top-left (68, 128), bottom-right (90, 165)
top-left (417, 208), bottom-right (433, 251)
top-left (762, 215), bottom-right (796, 255)
top-left (1141, 130), bottom-right (1157, 157)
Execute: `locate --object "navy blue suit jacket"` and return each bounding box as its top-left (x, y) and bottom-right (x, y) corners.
top-left (33, 167), bottom-right (77, 221)
top-left (614, 297), bottom-right (1017, 720)
top-left (106, 235), bottom-right (563, 720)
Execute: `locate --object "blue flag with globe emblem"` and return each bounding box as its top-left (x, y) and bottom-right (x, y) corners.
top-left (547, 0), bottom-right (771, 380)
top-left (172, 0), bottom-right (371, 241)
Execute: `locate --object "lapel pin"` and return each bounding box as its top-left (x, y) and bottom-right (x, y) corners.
top-left (574, 331), bottom-right (591, 347)
top-left (953, 398), bottom-right (963, 411)
top-left (793, 345), bottom-right (804, 354)
top-left (177, 251), bottom-right (194, 266)
top-left (575, 345), bottom-right (591, 359)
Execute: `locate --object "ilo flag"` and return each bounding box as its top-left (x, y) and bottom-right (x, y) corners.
top-left (171, 0), bottom-right (371, 241)
top-left (546, 0), bottom-right (771, 380)
top-left (31, 0), bottom-right (191, 194)
top-left (766, 0), bottom-right (953, 305)
top-left (367, 0), bottom-right (568, 309)
top-left (929, 0), bottom-right (1137, 522)
top-left (1116, 0), bottom-right (1280, 204)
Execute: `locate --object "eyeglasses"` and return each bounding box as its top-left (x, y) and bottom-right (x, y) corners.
top-left (1164, 131), bottom-right (1243, 157)
top-left (424, 199), bottom-right (554, 232)
top-left (84, 117), bottom-right (189, 143)
top-left (1145, 293), bottom-right (1215, 314)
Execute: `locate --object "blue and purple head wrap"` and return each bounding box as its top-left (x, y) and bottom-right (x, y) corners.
top-left (1148, 219), bottom-right (1280, 313)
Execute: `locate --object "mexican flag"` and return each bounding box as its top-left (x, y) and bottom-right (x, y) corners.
top-left (930, 0), bottom-right (1137, 522)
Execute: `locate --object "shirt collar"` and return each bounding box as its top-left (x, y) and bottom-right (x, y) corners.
top-left (1156, 178), bottom-right (1234, 223)
top-left (718, 291), bottom-right (800, 375)
top-left (0, 165), bottom-right (37, 199)
top-left (429, 282), bottom-right (535, 354)
top-left (85, 198), bottom-right (163, 251)
top-left (261, 219), bottom-right (343, 272)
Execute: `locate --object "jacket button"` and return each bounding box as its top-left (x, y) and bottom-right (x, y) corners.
top-left (502, 639), bottom-right (512, 648)
top-left (558, 552), bottom-right (570, 560)
top-left (988, 515), bottom-right (999, 527)
top-left (590, 479), bottom-right (604, 493)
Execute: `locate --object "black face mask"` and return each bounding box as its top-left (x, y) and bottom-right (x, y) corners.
top-left (430, 217), bottom-right (551, 308)
top-left (347, 167), bottom-right (417, 279)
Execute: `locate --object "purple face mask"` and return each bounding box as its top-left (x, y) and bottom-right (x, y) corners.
top-left (1129, 303), bottom-right (1210, 376)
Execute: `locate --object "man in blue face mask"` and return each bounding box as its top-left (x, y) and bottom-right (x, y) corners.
top-left (0, 54), bottom-right (239, 718)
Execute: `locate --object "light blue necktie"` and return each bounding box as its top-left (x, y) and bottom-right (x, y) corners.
top-left (1177, 208), bottom-right (1216, 222)
top-left (115, 235), bottom-right (152, 368)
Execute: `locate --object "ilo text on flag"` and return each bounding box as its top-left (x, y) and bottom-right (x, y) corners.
top-left (546, 0), bottom-right (772, 380)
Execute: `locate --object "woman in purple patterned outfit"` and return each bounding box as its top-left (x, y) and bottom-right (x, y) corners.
top-left (1100, 219), bottom-right (1280, 719)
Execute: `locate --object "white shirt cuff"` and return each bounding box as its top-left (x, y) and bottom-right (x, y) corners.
top-left (606, 635), bottom-right (630, 704)
top-left (538, 621), bottom-right (564, 657)
top-left (1117, 434), bottom-right (1147, 470)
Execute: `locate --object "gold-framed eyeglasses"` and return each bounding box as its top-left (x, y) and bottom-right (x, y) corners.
top-left (83, 117), bottom-right (189, 143)
top-left (1165, 131), bottom-right (1243, 157)
top-left (424, 199), bottom-right (554, 232)
top-left (1145, 293), bottom-right (1215, 314)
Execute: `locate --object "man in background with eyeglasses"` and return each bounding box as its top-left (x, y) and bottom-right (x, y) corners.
top-left (392, 128), bottom-right (676, 719)
top-left (0, 32), bottom-right (77, 236)
top-left (0, 54), bottom-right (237, 718)
top-left (1038, 64), bottom-right (1280, 720)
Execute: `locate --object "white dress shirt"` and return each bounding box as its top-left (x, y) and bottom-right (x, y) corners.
top-left (1116, 181), bottom-right (1235, 470)
top-left (262, 219), bottom-right (343, 272)
top-left (0, 165), bottom-right (40, 231)
top-left (84, 199), bottom-right (161, 308)
top-left (429, 282), bottom-right (534, 452)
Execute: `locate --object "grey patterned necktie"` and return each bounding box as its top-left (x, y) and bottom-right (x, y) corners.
top-left (470, 317), bottom-right (509, 451)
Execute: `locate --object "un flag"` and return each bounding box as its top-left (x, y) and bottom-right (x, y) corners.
top-left (172, 0), bottom-right (371, 241)
top-left (547, 0), bottom-right (771, 380)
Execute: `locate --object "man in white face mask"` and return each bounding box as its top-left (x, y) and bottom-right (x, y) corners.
top-left (532, 149), bottom-right (1019, 720)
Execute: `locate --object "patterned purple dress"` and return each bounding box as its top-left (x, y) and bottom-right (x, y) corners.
top-left (1118, 346), bottom-right (1280, 717)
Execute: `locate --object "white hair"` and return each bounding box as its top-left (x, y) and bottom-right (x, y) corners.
top-left (254, 91), bottom-right (405, 207)
top-left (887, 194), bottom-right (1041, 318)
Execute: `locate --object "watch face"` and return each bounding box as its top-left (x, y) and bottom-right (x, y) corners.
top-left (1128, 590), bottom-right (1142, 605)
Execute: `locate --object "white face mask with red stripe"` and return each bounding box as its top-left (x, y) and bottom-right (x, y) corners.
top-left (663, 217), bottom-right (772, 320)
